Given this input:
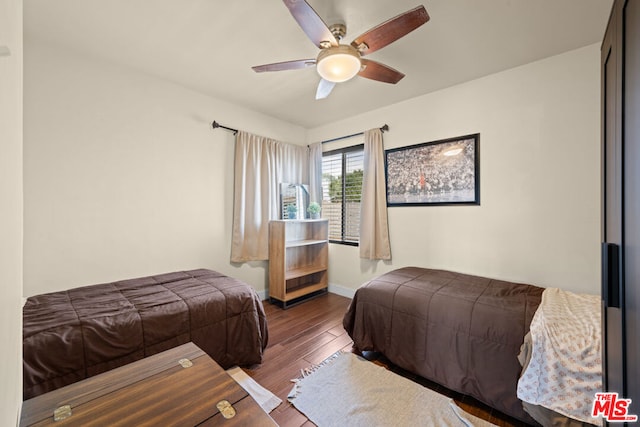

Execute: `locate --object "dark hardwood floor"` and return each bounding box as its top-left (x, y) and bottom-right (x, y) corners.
top-left (243, 293), bottom-right (533, 427)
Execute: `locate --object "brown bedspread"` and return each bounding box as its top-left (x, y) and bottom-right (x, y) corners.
top-left (23, 269), bottom-right (268, 400)
top-left (343, 267), bottom-right (544, 423)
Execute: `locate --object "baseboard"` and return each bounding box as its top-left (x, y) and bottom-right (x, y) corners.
top-left (328, 283), bottom-right (355, 299)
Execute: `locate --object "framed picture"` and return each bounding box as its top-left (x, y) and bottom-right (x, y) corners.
top-left (385, 133), bottom-right (480, 206)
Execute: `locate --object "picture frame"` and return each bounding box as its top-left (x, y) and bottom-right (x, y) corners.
top-left (385, 133), bottom-right (480, 206)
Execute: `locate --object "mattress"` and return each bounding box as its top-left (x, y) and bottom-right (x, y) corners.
top-left (343, 267), bottom-right (544, 423)
top-left (23, 268), bottom-right (269, 400)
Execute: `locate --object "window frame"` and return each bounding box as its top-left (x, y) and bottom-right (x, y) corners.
top-left (322, 143), bottom-right (364, 246)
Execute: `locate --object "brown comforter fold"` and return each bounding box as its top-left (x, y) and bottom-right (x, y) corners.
top-left (343, 267), bottom-right (543, 423)
top-left (23, 269), bottom-right (268, 400)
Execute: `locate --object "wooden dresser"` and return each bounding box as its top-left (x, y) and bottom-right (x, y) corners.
top-left (20, 342), bottom-right (277, 426)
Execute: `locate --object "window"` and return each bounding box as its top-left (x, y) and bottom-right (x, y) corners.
top-left (321, 145), bottom-right (364, 245)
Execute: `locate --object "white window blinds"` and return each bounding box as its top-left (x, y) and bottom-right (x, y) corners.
top-left (321, 145), bottom-right (364, 244)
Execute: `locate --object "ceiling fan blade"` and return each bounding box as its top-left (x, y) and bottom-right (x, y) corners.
top-left (282, 0), bottom-right (338, 48)
top-left (252, 59), bottom-right (316, 73)
top-left (351, 5), bottom-right (429, 56)
top-left (316, 79), bottom-right (336, 99)
top-left (358, 59), bottom-right (405, 84)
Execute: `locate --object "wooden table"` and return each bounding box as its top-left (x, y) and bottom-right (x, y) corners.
top-left (20, 342), bottom-right (277, 426)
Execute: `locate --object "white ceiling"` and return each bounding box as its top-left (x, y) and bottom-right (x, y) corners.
top-left (24, 0), bottom-right (613, 129)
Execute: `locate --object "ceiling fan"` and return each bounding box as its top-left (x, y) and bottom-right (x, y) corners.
top-left (252, 0), bottom-right (430, 99)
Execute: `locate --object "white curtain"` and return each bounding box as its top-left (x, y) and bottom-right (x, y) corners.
top-left (231, 131), bottom-right (308, 262)
top-left (359, 128), bottom-right (392, 260)
top-left (308, 142), bottom-right (323, 206)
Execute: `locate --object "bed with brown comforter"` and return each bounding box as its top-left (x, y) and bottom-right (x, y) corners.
top-left (343, 267), bottom-right (544, 423)
top-left (23, 268), bottom-right (268, 400)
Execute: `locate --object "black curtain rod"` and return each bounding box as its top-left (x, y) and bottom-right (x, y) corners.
top-left (212, 120), bottom-right (389, 143)
top-left (211, 121), bottom-right (238, 135)
top-left (321, 124), bottom-right (389, 144)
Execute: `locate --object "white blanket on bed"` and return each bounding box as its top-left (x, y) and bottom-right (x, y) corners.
top-left (517, 288), bottom-right (602, 424)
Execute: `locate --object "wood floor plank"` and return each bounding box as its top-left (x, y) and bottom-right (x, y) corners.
top-left (302, 332), bottom-right (353, 366)
top-left (250, 293), bottom-right (531, 427)
top-left (269, 403), bottom-right (308, 427)
top-left (326, 323), bottom-right (346, 337)
top-left (264, 331), bottom-right (338, 370)
top-left (266, 308), bottom-right (344, 346)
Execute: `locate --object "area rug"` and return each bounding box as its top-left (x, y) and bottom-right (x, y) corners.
top-left (288, 352), bottom-right (498, 427)
top-left (226, 366), bottom-right (282, 413)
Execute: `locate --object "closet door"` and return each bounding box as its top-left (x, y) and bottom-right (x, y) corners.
top-left (602, 0), bottom-right (640, 418)
top-left (601, 0), bottom-right (624, 398)
top-left (623, 0), bottom-right (640, 417)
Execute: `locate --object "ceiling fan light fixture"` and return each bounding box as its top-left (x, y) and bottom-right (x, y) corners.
top-left (316, 45), bottom-right (361, 83)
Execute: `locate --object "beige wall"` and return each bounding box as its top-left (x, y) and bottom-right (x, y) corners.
top-left (24, 40), bottom-right (601, 302)
top-left (308, 44), bottom-right (601, 296)
top-left (0, 0), bottom-right (23, 423)
top-left (23, 40), bottom-right (306, 297)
